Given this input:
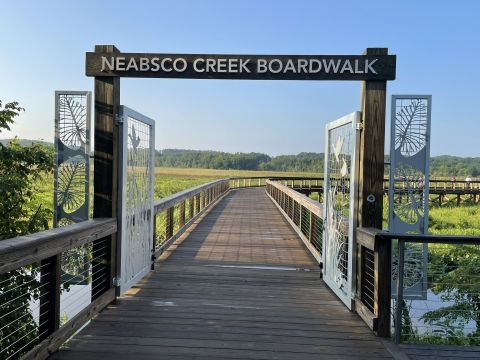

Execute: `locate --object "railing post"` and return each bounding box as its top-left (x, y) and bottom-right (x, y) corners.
top-left (179, 201), bottom-right (186, 228)
top-left (39, 255), bottom-right (61, 340)
top-left (375, 235), bottom-right (392, 338)
top-left (196, 194), bottom-right (201, 214)
top-left (308, 210), bottom-right (313, 243)
top-left (394, 239), bottom-right (405, 344)
top-left (152, 214), bottom-right (156, 270)
top-left (166, 207), bottom-right (174, 239)
top-left (189, 197), bottom-right (195, 218)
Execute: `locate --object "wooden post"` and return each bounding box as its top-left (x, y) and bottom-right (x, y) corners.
top-left (356, 48), bottom-right (389, 335)
top-left (179, 201), bottom-right (186, 227)
top-left (92, 45), bottom-right (120, 300)
top-left (196, 193), bottom-right (201, 213)
top-left (166, 207), bottom-right (174, 239)
top-left (357, 48), bottom-right (388, 229)
top-left (152, 214), bottom-right (156, 270)
top-left (375, 236), bottom-right (392, 337)
top-left (189, 197), bottom-right (195, 218)
top-left (39, 255), bottom-right (61, 340)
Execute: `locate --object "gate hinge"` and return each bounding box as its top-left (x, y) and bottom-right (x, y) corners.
top-left (356, 122), bottom-right (364, 131)
top-left (112, 277), bottom-right (121, 287)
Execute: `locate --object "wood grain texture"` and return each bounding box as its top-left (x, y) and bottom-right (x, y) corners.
top-left (266, 180), bottom-right (323, 217)
top-left (51, 188), bottom-right (393, 360)
top-left (154, 179), bottom-right (229, 214)
top-left (22, 288), bottom-right (115, 360)
top-left (357, 48), bottom-right (388, 229)
top-left (93, 45), bottom-right (120, 300)
top-left (0, 218), bottom-right (117, 274)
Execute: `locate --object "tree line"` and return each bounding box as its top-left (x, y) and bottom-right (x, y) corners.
top-left (1, 141), bottom-right (479, 177)
top-left (157, 149), bottom-right (480, 176)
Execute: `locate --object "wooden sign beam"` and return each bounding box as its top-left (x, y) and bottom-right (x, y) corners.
top-left (86, 52), bottom-right (396, 80)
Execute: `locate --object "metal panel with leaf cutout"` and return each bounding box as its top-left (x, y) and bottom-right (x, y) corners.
top-left (389, 95), bottom-right (432, 300)
top-left (117, 106), bottom-right (155, 295)
top-left (322, 111), bottom-right (360, 309)
top-left (54, 91), bottom-right (91, 226)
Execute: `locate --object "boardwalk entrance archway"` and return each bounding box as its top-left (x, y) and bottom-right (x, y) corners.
top-left (86, 45), bottom-right (396, 311)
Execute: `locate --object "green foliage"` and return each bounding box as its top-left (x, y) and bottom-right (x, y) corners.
top-left (430, 156), bottom-right (480, 177)
top-left (158, 149), bottom-right (480, 176)
top-left (0, 101), bottom-right (24, 133)
top-left (0, 100), bottom-right (54, 359)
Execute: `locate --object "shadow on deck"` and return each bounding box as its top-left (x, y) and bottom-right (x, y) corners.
top-left (52, 188), bottom-right (394, 360)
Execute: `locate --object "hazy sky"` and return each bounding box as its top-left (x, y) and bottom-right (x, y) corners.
top-left (1, 0), bottom-right (479, 156)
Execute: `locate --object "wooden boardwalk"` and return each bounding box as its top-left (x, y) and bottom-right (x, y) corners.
top-left (52, 188), bottom-right (394, 360)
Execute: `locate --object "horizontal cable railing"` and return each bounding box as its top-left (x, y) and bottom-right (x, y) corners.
top-left (356, 229), bottom-right (480, 345)
top-left (355, 228), bottom-right (392, 338)
top-left (153, 179), bottom-right (230, 257)
top-left (265, 180), bottom-right (323, 262)
top-left (0, 219), bottom-right (117, 360)
top-left (388, 233), bottom-right (480, 345)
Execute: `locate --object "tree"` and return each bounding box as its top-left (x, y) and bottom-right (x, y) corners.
top-left (420, 245), bottom-right (480, 345)
top-left (0, 100), bottom-right (54, 359)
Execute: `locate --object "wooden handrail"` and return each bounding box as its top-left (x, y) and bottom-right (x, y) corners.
top-left (377, 231), bottom-right (480, 244)
top-left (154, 178), bottom-right (230, 214)
top-left (266, 179), bottom-right (323, 217)
top-left (0, 218), bottom-right (117, 275)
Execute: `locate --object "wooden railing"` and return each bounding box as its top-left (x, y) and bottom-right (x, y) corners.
top-left (384, 232), bottom-right (480, 344)
top-left (0, 179), bottom-right (230, 360)
top-left (355, 228), bottom-right (391, 338)
top-left (265, 180), bottom-right (323, 262)
top-left (355, 229), bottom-right (480, 345)
top-left (152, 179), bottom-right (230, 258)
top-left (0, 219), bottom-right (117, 360)
top-left (229, 176), bottom-right (324, 189)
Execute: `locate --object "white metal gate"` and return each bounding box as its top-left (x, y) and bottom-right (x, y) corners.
top-left (118, 106), bottom-right (155, 295)
top-left (322, 111), bottom-right (360, 309)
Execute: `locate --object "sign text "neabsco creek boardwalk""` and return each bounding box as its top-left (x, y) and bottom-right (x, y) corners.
top-left (86, 53), bottom-right (396, 80)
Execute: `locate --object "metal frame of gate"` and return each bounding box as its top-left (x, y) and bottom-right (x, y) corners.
top-left (322, 111), bottom-right (361, 309)
top-left (389, 95), bottom-right (432, 300)
top-left (117, 106), bottom-right (155, 295)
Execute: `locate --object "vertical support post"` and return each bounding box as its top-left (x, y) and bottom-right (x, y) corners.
top-left (196, 193), bottom-right (201, 214)
top-left (166, 207), bottom-right (174, 239)
top-left (39, 255), bottom-right (61, 340)
top-left (375, 235), bottom-right (392, 337)
top-left (151, 214), bottom-right (156, 270)
top-left (357, 48), bottom-right (388, 229)
top-left (92, 45), bottom-right (120, 300)
top-left (308, 210), bottom-right (313, 243)
top-left (189, 197), bottom-right (195, 218)
top-left (179, 201), bottom-right (186, 227)
top-left (395, 240), bottom-right (405, 344)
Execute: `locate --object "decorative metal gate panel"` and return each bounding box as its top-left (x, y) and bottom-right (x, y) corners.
top-left (322, 112), bottom-right (360, 309)
top-left (54, 91), bottom-right (91, 226)
top-left (389, 95), bottom-right (432, 299)
top-left (118, 106), bottom-right (155, 294)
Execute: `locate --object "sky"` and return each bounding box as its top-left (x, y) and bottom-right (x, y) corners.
top-left (0, 0), bottom-right (479, 157)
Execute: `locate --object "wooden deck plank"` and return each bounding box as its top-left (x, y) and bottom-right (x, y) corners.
top-left (52, 188), bottom-right (393, 360)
